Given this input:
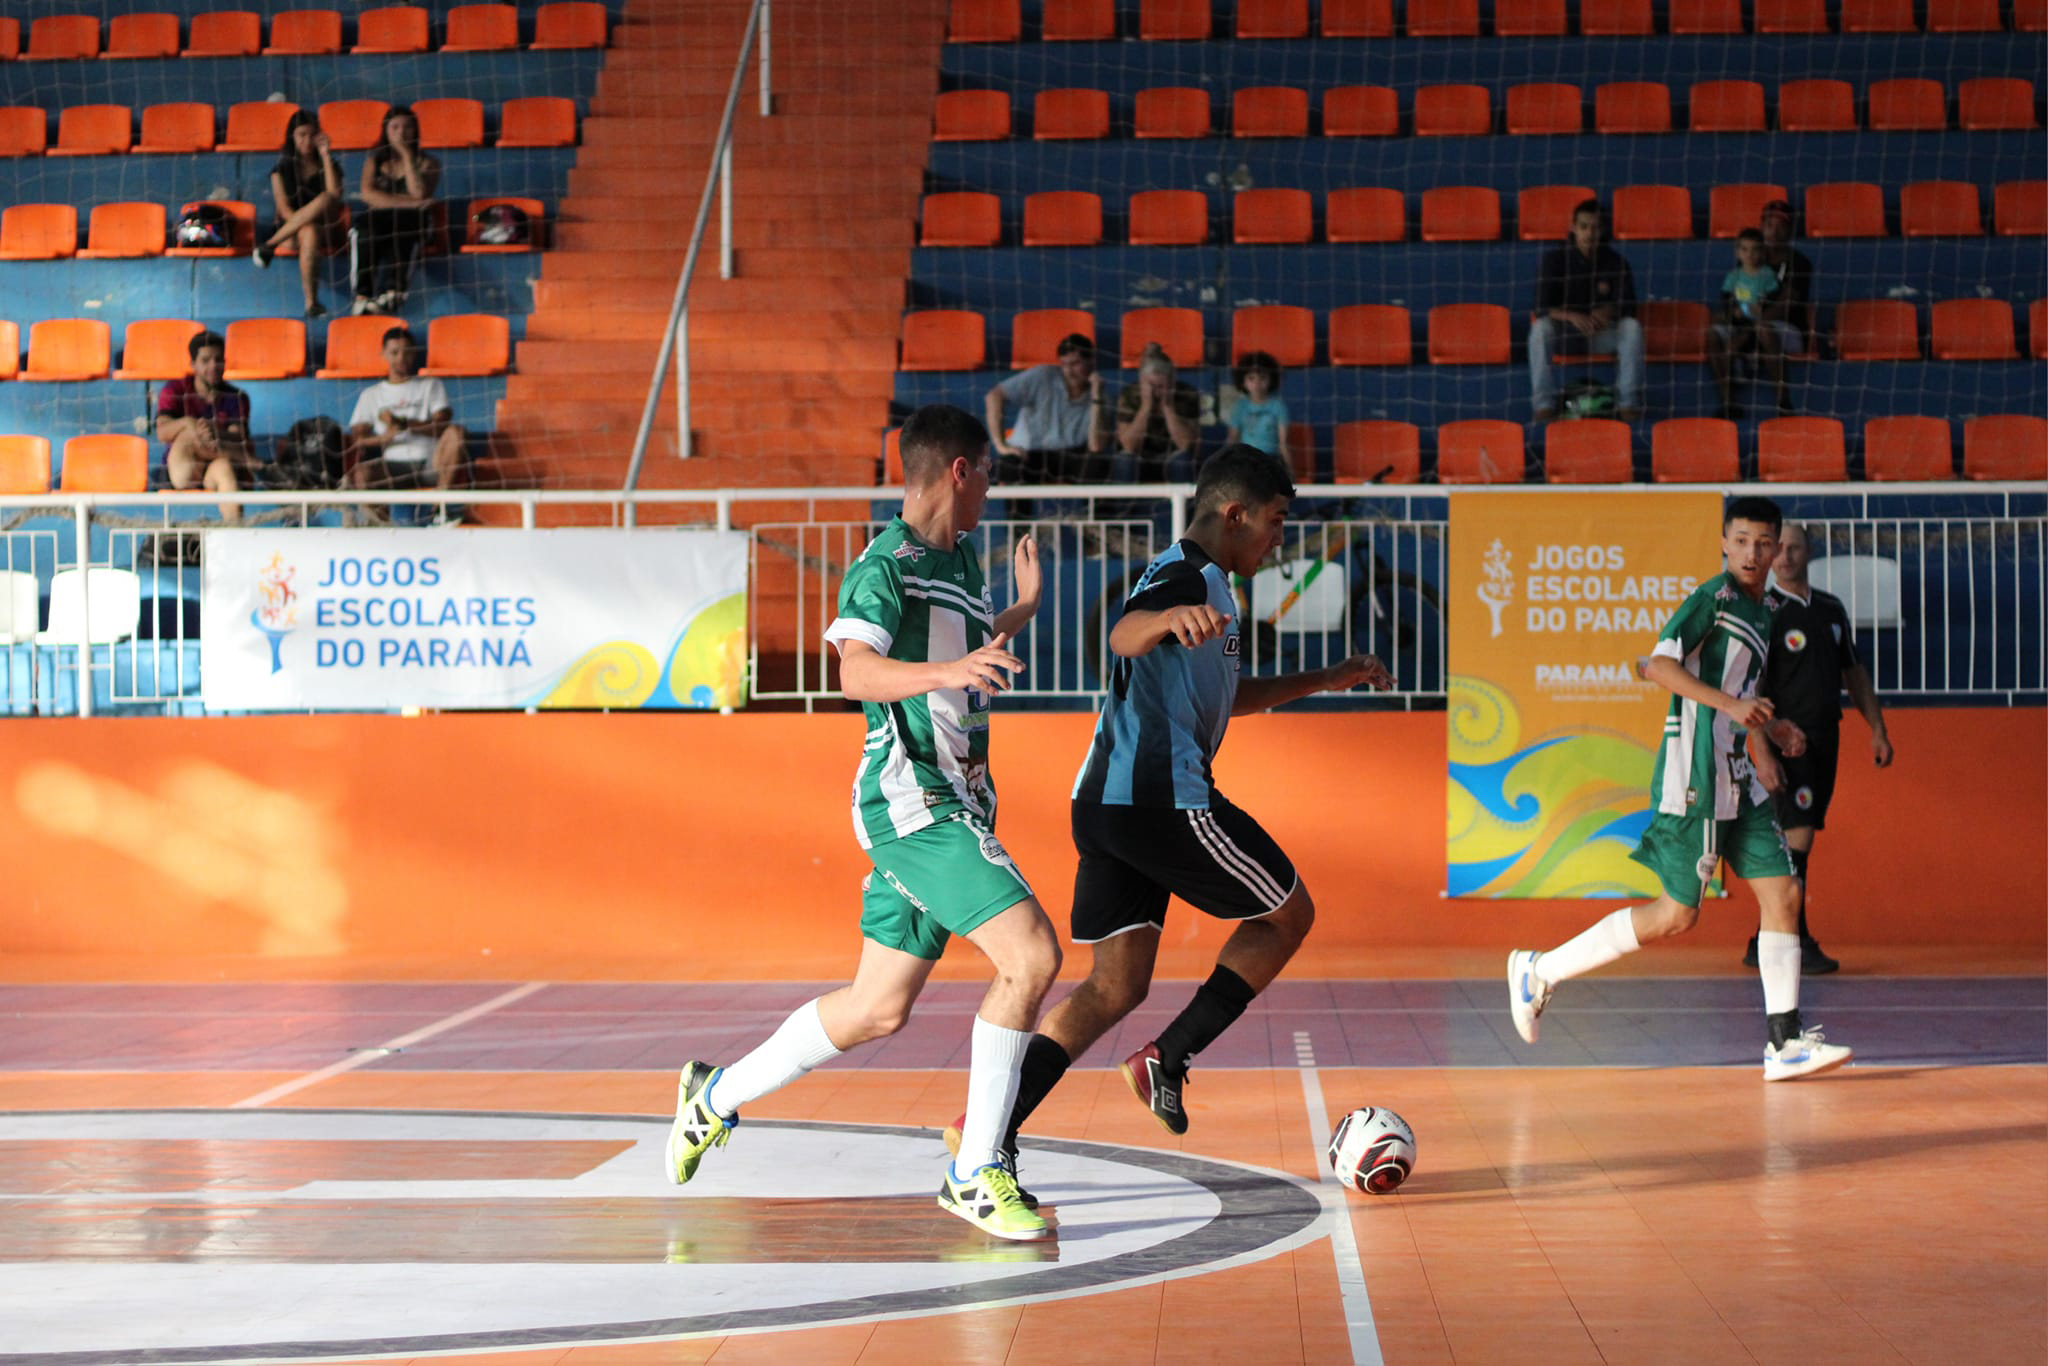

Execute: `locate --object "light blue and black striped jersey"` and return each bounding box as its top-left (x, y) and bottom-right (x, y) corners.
top-left (1073, 540), bottom-right (1241, 808)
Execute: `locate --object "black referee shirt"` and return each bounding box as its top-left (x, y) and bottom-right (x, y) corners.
top-left (1762, 583), bottom-right (1859, 727)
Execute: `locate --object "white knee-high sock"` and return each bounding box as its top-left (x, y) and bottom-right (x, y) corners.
top-left (707, 998), bottom-right (841, 1119)
top-left (1537, 907), bottom-right (1642, 985)
top-left (1757, 931), bottom-right (1802, 1019)
top-left (954, 1015), bottom-right (1031, 1177)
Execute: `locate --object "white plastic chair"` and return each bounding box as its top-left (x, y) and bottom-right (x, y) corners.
top-left (1806, 554), bottom-right (1903, 629)
top-left (0, 570), bottom-right (39, 643)
top-left (38, 568), bottom-right (142, 645)
top-left (1247, 555), bottom-right (1350, 634)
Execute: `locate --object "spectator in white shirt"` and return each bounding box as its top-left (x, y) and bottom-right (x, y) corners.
top-left (345, 327), bottom-right (466, 492)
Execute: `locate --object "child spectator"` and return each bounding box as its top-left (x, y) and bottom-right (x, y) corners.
top-left (155, 330), bottom-right (253, 522)
top-left (1710, 227), bottom-right (1792, 419)
top-left (352, 105), bottom-right (441, 315)
top-left (1226, 350), bottom-right (1292, 474)
top-left (252, 110), bottom-right (344, 318)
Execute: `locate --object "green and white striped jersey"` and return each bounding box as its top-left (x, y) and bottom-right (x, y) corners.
top-left (823, 517), bottom-right (998, 849)
top-left (1648, 571), bottom-right (1775, 819)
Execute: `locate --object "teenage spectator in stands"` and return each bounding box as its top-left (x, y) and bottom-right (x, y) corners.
top-left (352, 105), bottom-right (441, 316)
top-left (1529, 199), bottom-right (1644, 422)
top-left (1113, 343), bottom-right (1203, 482)
top-left (1226, 351), bottom-right (1292, 472)
top-left (253, 111), bottom-right (344, 318)
top-left (156, 329), bottom-right (253, 523)
top-left (1708, 228), bottom-right (1793, 420)
top-left (346, 327), bottom-right (466, 495)
top-left (984, 332), bottom-right (1110, 513)
top-left (1710, 198), bottom-right (1811, 418)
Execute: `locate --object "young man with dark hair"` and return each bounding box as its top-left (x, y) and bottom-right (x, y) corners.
top-left (985, 332), bottom-right (1110, 515)
top-left (1509, 495), bottom-right (1854, 1081)
top-left (666, 404), bottom-right (1064, 1242)
top-left (156, 329), bottom-right (254, 522)
top-left (345, 327), bottom-right (466, 494)
top-left (945, 444), bottom-right (1394, 1186)
top-left (1529, 199), bottom-right (1645, 421)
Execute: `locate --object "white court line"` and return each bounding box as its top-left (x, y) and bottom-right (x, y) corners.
top-left (230, 981), bottom-right (549, 1109)
top-left (1295, 1029), bottom-right (1385, 1366)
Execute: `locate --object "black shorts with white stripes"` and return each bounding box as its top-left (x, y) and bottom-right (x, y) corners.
top-left (1068, 793), bottom-right (1300, 944)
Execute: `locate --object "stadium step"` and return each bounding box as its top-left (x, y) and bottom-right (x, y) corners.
top-left (531, 275), bottom-right (905, 314)
top-left (551, 219), bottom-right (911, 251)
top-left (503, 371), bottom-right (897, 406)
top-left (515, 337), bottom-right (899, 374)
top-left (580, 114), bottom-right (933, 148)
top-left (522, 306), bottom-right (901, 342)
top-left (567, 165), bottom-right (908, 197)
top-left (535, 248), bottom-right (913, 281)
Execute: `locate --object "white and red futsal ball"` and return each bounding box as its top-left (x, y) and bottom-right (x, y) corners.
top-left (1328, 1106), bottom-right (1416, 1195)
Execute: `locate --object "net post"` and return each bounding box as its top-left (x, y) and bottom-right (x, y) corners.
top-left (678, 306), bottom-right (693, 460)
top-left (719, 146), bottom-right (734, 280)
top-left (759, 0), bottom-right (773, 117)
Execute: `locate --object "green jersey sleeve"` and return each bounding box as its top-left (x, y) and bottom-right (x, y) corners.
top-left (825, 550), bottom-right (905, 655)
top-left (1651, 581), bottom-right (1718, 664)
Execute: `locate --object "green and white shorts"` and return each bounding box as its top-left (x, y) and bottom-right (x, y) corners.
top-left (860, 811), bottom-right (1035, 961)
top-left (1629, 799), bottom-right (1797, 909)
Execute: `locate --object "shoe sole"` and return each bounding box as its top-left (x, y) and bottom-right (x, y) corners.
top-left (937, 1190), bottom-right (1051, 1242)
top-left (1764, 1050), bottom-right (1852, 1082)
top-left (1507, 951), bottom-right (1540, 1045)
top-left (1119, 1057), bottom-right (1186, 1136)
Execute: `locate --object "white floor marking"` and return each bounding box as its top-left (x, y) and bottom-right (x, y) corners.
top-left (1295, 1029), bottom-right (1385, 1366)
top-left (230, 981), bottom-right (549, 1108)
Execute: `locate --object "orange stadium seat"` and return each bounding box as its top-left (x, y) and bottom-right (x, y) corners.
top-left (318, 317), bottom-right (408, 379)
top-left (1141, 0), bottom-right (1211, 38)
top-left (1596, 82), bottom-right (1672, 134)
top-left (26, 320), bottom-right (112, 380)
top-left (899, 311), bottom-right (986, 371)
top-left (79, 203), bottom-right (166, 259)
top-left (1580, 0), bottom-right (1653, 31)
top-left (1335, 421), bottom-right (1422, 483)
top-left (443, 4), bottom-right (518, 52)
top-left (1496, 0), bottom-right (1568, 33)
top-left (1233, 188), bottom-right (1312, 243)
top-left (1135, 88), bottom-right (1210, 138)
top-left (497, 97), bottom-right (577, 148)
top-left (1958, 78), bottom-right (2039, 130)
top-left (1238, 0), bottom-right (1310, 36)
top-left (50, 105), bottom-right (132, 157)
top-left (222, 318), bottom-right (307, 380)
top-left (0, 436), bottom-right (52, 495)
top-left (1326, 187), bottom-right (1405, 242)
top-left (1612, 185), bottom-right (1692, 239)
top-left (1863, 417), bottom-right (1954, 480)
top-left (1652, 418), bottom-right (1740, 482)
top-left (1506, 84), bottom-right (1583, 135)
top-left (1928, 0), bottom-right (2002, 24)
top-left (136, 103), bottom-right (215, 154)
top-left (422, 314), bottom-right (512, 377)
top-left (165, 200), bottom-right (254, 256)
top-left (265, 9), bottom-right (342, 55)
top-left (1011, 310), bottom-right (1094, 368)
top-left (59, 435), bottom-right (147, 491)
top-left (1023, 191), bottom-right (1103, 246)
top-left (1282, 422), bottom-right (1316, 483)
top-left (113, 319), bottom-right (203, 380)
top-left (1963, 415), bottom-right (2048, 479)
top-left (415, 98), bottom-right (485, 149)
top-left (1691, 81), bottom-right (1766, 132)
top-left (1323, 0), bottom-right (1395, 34)
top-left (1233, 87), bottom-right (1309, 138)
top-left (1902, 181), bottom-right (1983, 236)
top-left (460, 196), bottom-right (544, 253)
top-left (185, 11), bottom-right (260, 57)
top-left (0, 205), bottom-right (78, 260)
top-left (1033, 89), bottom-right (1110, 140)
top-left (1709, 184), bottom-right (1789, 238)
top-left (1519, 185), bottom-right (1597, 241)
top-left (0, 108), bottom-right (49, 158)
top-left (0, 19), bottom-right (18, 62)
top-left (1755, 0), bottom-right (1828, 30)
top-left (2035, 299), bottom-right (2048, 358)
top-left (1329, 305), bottom-right (1412, 366)
top-left (947, 0), bottom-right (1021, 41)
top-left (27, 16), bottom-right (100, 60)
top-left (320, 100), bottom-right (390, 152)
top-left (1758, 417), bottom-right (1848, 481)
top-left (1428, 304), bottom-right (1511, 363)
top-left (1835, 300), bottom-right (1921, 359)
top-left (1120, 308), bottom-right (1202, 367)
top-left (1324, 86), bottom-right (1399, 137)
top-left (106, 13), bottom-right (181, 59)
top-left (1778, 79), bottom-right (1855, 131)
top-left (881, 427), bottom-right (904, 483)
top-left (1408, 0), bottom-right (1481, 34)
top-left (1045, 0), bottom-right (1116, 39)
top-left (1421, 186), bottom-right (1501, 241)
top-left (1806, 183), bottom-right (1887, 237)
top-left (1437, 420), bottom-right (1525, 482)
top-left (1129, 189), bottom-right (1209, 244)
top-left (353, 6), bottom-right (428, 54)
top-left (1868, 78), bottom-right (1946, 131)
top-left (221, 101), bottom-right (298, 153)
top-left (0, 321), bottom-right (17, 381)
top-left (531, 2), bottom-right (607, 49)
top-left (1841, 0), bottom-right (1916, 29)
top-left (1931, 299), bottom-right (2018, 359)
top-left (933, 90), bottom-right (1009, 141)
top-left (1643, 301), bottom-right (1711, 361)
top-left (1232, 306), bottom-right (1315, 368)
top-left (1543, 419), bottom-right (1633, 483)
top-left (1414, 85), bottom-right (1491, 137)
top-left (2015, 0), bottom-right (2047, 28)
top-left (1669, 0), bottom-right (1742, 31)
top-left (1994, 181), bottom-right (2048, 235)
top-left (920, 192), bottom-right (1001, 247)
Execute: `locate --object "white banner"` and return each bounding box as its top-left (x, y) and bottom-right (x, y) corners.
top-left (201, 529), bottom-right (748, 711)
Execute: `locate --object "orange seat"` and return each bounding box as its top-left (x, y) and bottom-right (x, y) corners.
top-left (1754, 0), bottom-right (1828, 29)
top-left (1322, 0), bottom-right (1395, 34)
top-left (317, 317), bottom-right (409, 379)
top-left (1023, 190), bottom-right (1103, 246)
top-left (113, 319), bottom-right (204, 380)
top-left (460, 196), bottom-right (544, 253)
top-left (1543, 420), bottom-right (1633, 482)
top-left (79, 202), bottom-right (166, 259)
top-left (1239, 0), bottom-right (1310, 35)
top-left (1045, 0), bottom-right (1116, 39)
top-left (1612, 185), bottom-right (1692, 239)
top-left (1902, 181), bottom-right (1982, 237)
top-left (165, 200), bottom-right (255, 257)
top-left (26, 320), bottom-right (112, 381)
top-left (0, 19), bottom-right (17, 62)
top-left (0, 205), bottom-right (78, 260)
top-left (222, 318), bottom-right (307, 380)
top-left (27, 16), bottom-right (100, 60)
top-left (0, 320), bottom-right (17, 381)
top-left (1930, 299), bottom-right (2017, 359)
top-left (1669, 0), bottom-right (1743, 30)
top-left (1963, 415), bottom-right (2048, 479)
top-left (1835, 300), bottom-right (1921, 359)
top-left (1329, 305), bottom-right (1412, 366)
top-left (1232, 87), bottom-right (1309, 138)
top-left (1119, 308), bottom-right (1203, 368)
top-left (1232, 306), bottom-right (1315, 368)
top-left (1408, 0), bottom-right (1481, 34)
top-left (185, 11), bottom-right (260, 57)
top-left (1518, 185), bottom-right (1597, 241)
top-left (1140, 0), bottom-right (1211, 38)
top-left (60, 436), bottom-right (148, 492)
top-left (1596, 82), bottom-right (1672, 134)
top-left (2017, 0), bottom-right (2048, 28)
top-left (1135, 88), bottom-right (1210, 138)
top-left (531, 1), bottom-right (607, 49)
top-left (881, 427), bottom-right (904, 484)
top-left (0, 108), bottom-right (49, 158)
top-left (1926, 0), bottom-right (2001, 25)
top-left (136, 102), bottom-right (215, 154)
top-left (1506, 83), bottom-right (1582, 135)
top-left (1334, 421), bottom-right (1421, 483)
top-left (1326, 187), bottom-right (1405, 243)
top-left (1129, 189), bottom-right (1209, 244)
top-left (1691, 80), bottom-right (1766, 132)
top-left (933, 90), bottom-right (1010, 141)
top-left (899, 311), bottom-right (986, 371)
top-left (1011, 310), bottom-right (1094, 368)
top-left (497, 97), bottom-right (577, 148)
top-left (1033, 89), bottom-right (1109, 140)
top-left (1993, 181), bottom-right (2048, 236)
top-left (443, 4), bottom-right (519, 51)
top-left (1863, 416), bottom-right (1954, 480)
top-left (1580, 0), bottom-right (1653, 31)
top-left (1324, 86), bottom-right (1399, 137)
top-left (1958, 78), bottom-right (2039, 131)
top-left (1282, 422), bottom-right (1317, 483)
top-left (353, 6), bottom-right (428, 54)
top-left (266, 9), bottom-right (342, 55)
top-left (948, 0), bottom-right (1022, 41)
top-left (1805, 183), bottom-right (1887, 238)
top-left (1708, 183), bottom-right (1789, 238)
top-left (1428, 304), bottom-right (1511, 363)
top-left (1778, 79), bottom-right (1855, 131)
top-left (1414, 85), bottom-right (1491, 137)
top-left (105, 13), bottom-right (181, 59)
top-left (1758, 417), bottom-right (1848, 481)
top-left (1868, 78), bottom-right (1946, 131)
top-left (320, 100), bottom-right (391, 152)
top-left (920, 192), bottom-right (1001, 247)
top-left (1233, 188), bottom-right (1312, 243)
top-left (1643, 301), bottom-right (1711, 361)
top-left (221, 101), bottom-right (299, 153)
top-left (2035, 299), bottom-right (2048, 358)
top-left (1437, 420), bottom-right (1525, 482)
top-left (1495, 0), bottom-right (1568, 33)
top-left (422, 314), bottom-right (512, 377)
top-left (50, 105), bottom-right (132, 157)
top-left (1651, 418), bottom-right (1740, 482)
top-left (1420, 186), bottom-right (1500, 242)
top-left (415, 98), bottom-right (485, 150)
top-left (0, 436), bottom-right (52, 495)
top-left (1840, 0), bottom-right (1916, 28)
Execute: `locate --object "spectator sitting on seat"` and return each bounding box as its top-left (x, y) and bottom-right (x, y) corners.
top-left (156, 329), bottom-right (253, 523)
top-left (252, 110), bottom-right (344, 319)
top-left (1710, 198), bottom-right (1811, 418)
top-left (346, 327), bottom-right (466, 494)
top-left (984, 333), bottom-right (1111, 508)
top-left (1112, 343), bottom-right (1203, 482)
top-left (1529, 199), bottom-right (1644, 421)
top-left (352, 105), bottom-right (440, 316)
top-left (1225, 350), bottom-right (1293, 472)
top-left (1708, 228), bottom-right (1793, 420)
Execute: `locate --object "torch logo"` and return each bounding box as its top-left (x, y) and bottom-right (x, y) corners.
top-left (1476, 538), bottom-right (1515, 638)
top-left (250, 552), bottom-right (298, 674)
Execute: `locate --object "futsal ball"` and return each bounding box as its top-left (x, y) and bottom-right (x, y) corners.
top-left (1328, 1106), bottom-right (1416, 1195)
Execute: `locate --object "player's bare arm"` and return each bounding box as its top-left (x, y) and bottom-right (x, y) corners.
top-left (1110, 603), bottom-right (1230, 657)
top-left (836, 634), bottom-right (1024, 703)
top-left (1233, 655), bottom-right (1395, 716)
top-left (992, 533), bottom-right (1042, 639)
top-left (1643, 654), bottom-right (1775, 730)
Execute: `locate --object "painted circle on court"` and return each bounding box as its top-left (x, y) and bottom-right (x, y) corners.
top-left (1, 1108), bottom-right (1325, 1364)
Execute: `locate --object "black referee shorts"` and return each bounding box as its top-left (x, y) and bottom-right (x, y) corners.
top-left (1772, 724), bottom-right (1841, 832)
top-left (1069, 793), bottom-right (1300, 944)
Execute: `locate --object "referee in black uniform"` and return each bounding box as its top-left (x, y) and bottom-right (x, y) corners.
top-left (1745, 522), bottom-right (1895, 973)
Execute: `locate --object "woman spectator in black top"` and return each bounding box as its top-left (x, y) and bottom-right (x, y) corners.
top-left (352, 105), bottom-right (441, 316)
top-left (253, 110), bottom-right (344, 318)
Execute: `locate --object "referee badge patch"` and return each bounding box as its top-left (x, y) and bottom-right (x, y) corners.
top-left (1784, 628), bottom-right (1809, 653)
top-left (1795, 786), bottom-right (1814, 810)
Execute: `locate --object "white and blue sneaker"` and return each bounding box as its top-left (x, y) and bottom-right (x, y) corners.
top-left (1507, 949), bottom-right (1552, 1044)
top-left (1763, 1027), bottom-right (1852, 1081)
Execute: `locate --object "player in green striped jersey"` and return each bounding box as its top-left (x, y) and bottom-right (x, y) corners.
top-left (664, 405), bottom-right (1062, 1241)
top-left (1507, 495), bottom-right (1854, 1081)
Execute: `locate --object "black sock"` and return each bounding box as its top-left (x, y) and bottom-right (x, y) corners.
top-left (1002, 1034), bottom-right (1070, 1149)
top-left (1790, 847), bottom-right (1815, 943)
top-left (1768, 1008), bottom-right (1804, 1050)
top-left (1154, 966), bottom-right (1257, 1075)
